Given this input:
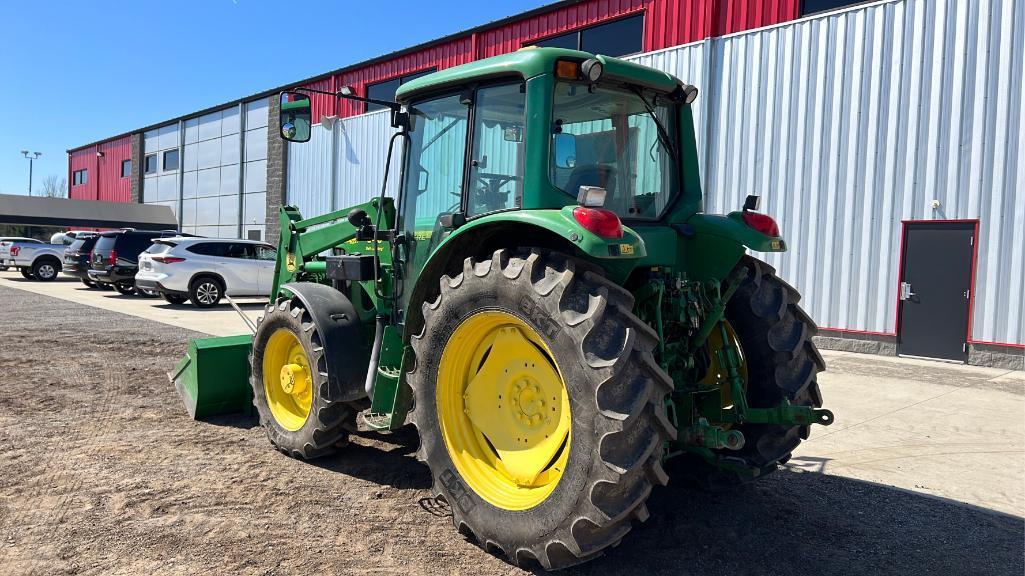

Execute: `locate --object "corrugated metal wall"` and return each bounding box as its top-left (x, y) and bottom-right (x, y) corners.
top-left (699, 0), bottom-right (1023, 346)
top-left (287, 111), bottom-right (401, 217)
top-left (287, 0), bottom-right (1023, 346)
top-left (68, 136), bottom-right (131, 201)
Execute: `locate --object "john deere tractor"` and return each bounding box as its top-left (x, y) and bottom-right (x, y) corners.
top-left (174, 47), bottom-right (832, 570)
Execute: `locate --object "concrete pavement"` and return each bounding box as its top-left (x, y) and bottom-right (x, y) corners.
top-left (3, 269), bottom-right (1023, 518)
top-left (0, 270), bottom-right (262, 336)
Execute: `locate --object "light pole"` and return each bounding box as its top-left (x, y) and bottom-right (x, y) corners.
top-left (21, 151), bottom-right (42, 196)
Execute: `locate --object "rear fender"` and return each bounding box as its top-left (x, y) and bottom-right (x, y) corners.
top-left (681, 213), bottom-right (787, 281)
top-left (278, 282), bottom-right (370, 402)
top-left (402, 212), bottom-right (644, 341)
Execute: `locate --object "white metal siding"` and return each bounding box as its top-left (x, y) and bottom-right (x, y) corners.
top-left (286, 0), bottom-right (1023, 346)
top-left (700, 0), bottom-right (1023, 345)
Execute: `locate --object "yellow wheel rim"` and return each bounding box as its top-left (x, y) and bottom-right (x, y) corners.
top-left (262, 328), bottom-right (314, 431)
top-left (699, 321), bottom-right (748, 414)
top-left (437, 311), bottom-right (571, 511)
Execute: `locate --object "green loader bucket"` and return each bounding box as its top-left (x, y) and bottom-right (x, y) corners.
top-left (171, 334), bottom-right (254, 419)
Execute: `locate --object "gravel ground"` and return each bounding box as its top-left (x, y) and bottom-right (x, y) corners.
top-left (0, 284), bottom-right (1021, 575)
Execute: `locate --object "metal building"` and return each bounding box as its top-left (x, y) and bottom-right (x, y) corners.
top-left (66, 0), bottom-right (1024, 367)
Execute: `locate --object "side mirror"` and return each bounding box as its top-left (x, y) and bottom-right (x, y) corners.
top-left (279, 92), bottom-right (312, 143)
top-left (552, 133), bottom-right (577, 169)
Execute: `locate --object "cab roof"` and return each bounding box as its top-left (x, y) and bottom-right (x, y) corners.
top-left (395, 47), bottom-right (683, 103)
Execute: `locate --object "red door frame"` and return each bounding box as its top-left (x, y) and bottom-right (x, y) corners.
top-left (895, 219), bottom-right (981, 349)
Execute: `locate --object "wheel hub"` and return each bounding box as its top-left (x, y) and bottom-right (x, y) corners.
top-left (438, 312), bottom-right (571, 510)
top-left (279, 362), bottom-right (309, 395)
top-left (262, 329), bottom-right (313, 431)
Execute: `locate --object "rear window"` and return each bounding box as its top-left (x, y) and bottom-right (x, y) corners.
top-left (68, 239), bottom-right (88, 251)
top-left (94, 235), bottom-right (117, 251)
top-left (146, 242), bottom-right (175, 254)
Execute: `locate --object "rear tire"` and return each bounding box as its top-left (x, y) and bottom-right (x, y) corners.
top-left (32, 259), bottom-right (60, 281)
top-left (113, 282), bottom-right (134, 295)
top-left (250, 298), bottom-right (354, 459)
top-left (676, 256), bottom-right (826, 489)
top-left (189, 276), bottom-right (223, 308)
top-left (163, 294), bottom-right (188, 305)
top-left (82, 278), bottom-right (97, 288)
top-left (135, 285), bottom-right (160, 298)
top-left (19, 268), bottom-right (34, 280)
top-left (408, 249), bottom-right (674, 570)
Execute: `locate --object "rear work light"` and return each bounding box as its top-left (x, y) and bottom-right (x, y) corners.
top-left (742, 211), bottom-right (780, 237)
top-left (573, 207), bottom-right (624, 239)
top-left (152, 256), bottom-right (186, 264)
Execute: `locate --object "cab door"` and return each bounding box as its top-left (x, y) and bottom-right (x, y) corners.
top-left (398, 92), bottom-right (469, 279)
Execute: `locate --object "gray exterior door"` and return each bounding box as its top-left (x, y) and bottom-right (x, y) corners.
top-left (897, 221), bottom-right (975, 362)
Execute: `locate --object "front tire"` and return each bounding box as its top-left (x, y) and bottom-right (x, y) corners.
top-left (408, 249), bottom-right (674, 570)
top-left (82, 278), bottom-right (97, 288)
top-left (250, 298), bottom-right (354, 459)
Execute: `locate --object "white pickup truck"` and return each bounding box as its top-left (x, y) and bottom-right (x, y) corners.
top-left (0, 238), bottom-right (68, 281)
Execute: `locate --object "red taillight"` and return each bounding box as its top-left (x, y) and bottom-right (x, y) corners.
top-left (10, 246), bottom-right (19, 257)
top-left (742, 212), bottom-right (780, 237)
top-left (152, 256), bottom-right (186, 264)
top-left (108, 249), bottom-right (117, 266)
top-left (572, 207), bottom-right (623, 239)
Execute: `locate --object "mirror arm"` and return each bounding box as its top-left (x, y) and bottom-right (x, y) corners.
top-left (290, 86), bottom-right (402, 113)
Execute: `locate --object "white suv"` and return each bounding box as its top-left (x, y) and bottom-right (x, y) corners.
top-left (135, 237), bottom-right (277, 307)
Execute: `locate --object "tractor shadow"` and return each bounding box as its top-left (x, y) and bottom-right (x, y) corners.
top-left (557, 466), bottom-right (1024, 576)
top-left (310, 424), bottom-right (432, 491)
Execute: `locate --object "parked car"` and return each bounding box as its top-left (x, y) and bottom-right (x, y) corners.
top-left (63, 235), bottom-right (110, 289)
top-left (0, 237), bottom-right (43, 271)
top-left (136, 237), bottom-right (277, 307)
top-left (0, 238), bottom-right (67, 281)
top-left (87, 229), bottom-right (180, 295)
top-left (51, 230), bottom-right (98, 245)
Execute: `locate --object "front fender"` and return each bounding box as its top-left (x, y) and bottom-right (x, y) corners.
top-left (279, 282), bottom-right (370, 402)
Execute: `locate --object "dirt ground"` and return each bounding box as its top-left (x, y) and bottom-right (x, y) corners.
top-left (0, 284), bottom-right (1022, 576)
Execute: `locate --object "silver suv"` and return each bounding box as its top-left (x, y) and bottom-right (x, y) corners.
top-left (135, 237), bottom-right (276, 307)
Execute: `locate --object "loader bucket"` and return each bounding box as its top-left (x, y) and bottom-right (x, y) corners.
top-left (171, 334), bottom-right (254, 419)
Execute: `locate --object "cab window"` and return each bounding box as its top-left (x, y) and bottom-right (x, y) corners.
top-left (466, 83), bottom-right (526, 217)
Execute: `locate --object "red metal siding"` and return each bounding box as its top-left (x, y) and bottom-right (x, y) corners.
top-left (68, 135), bottom-right (131, 202)
top-left (297, 0), bottom-right (799, 122)
top-left (714, 0), bottom-right (799, 35)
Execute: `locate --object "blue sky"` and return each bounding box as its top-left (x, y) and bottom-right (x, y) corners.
top-left (0, 0), bottom-right (550, 195)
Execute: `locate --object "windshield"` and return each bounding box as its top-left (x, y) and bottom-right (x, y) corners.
top-left (550, 82), bottom-right (678, 219)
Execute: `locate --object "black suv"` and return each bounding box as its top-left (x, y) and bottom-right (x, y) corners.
top-left (88, 229), bottom-right (179, 295)
top-left (62, 234), bottom-right (108, 289)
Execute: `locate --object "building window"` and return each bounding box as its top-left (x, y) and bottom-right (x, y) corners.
top-left (525, 13), bottom-right (644, 58)
top-left (800, 0), bottom-right (870, 16)
top-left (163, 149), bottom-right (179, 171)
top-left (365, 68), bottom-right (437, 113)
top-left (144, 154), bottom-right (157, 174)
top-left (72, 169), bottom-right (88, 186)
top-left (121, 159), bottom-right (131, 178)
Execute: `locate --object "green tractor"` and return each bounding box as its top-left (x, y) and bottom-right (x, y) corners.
top-left (174, 47), bottom-right (832, 569)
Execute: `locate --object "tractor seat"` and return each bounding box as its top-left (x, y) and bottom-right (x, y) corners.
top-left (565, 165), bottom-right (616, 199)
